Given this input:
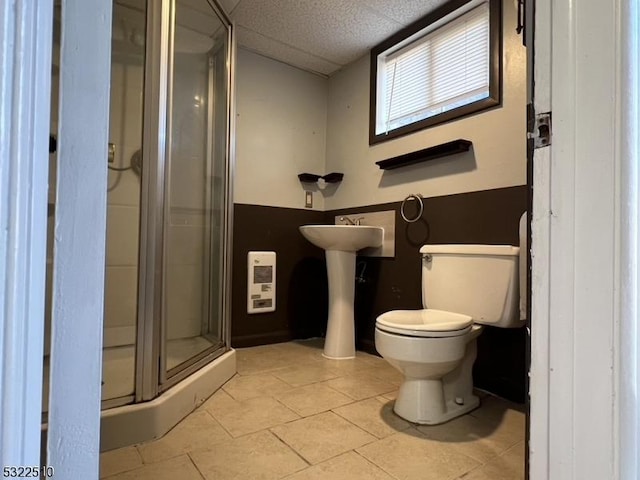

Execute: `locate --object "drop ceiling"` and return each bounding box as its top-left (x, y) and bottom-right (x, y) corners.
top-left (219, 0), bottom-right (449, 76)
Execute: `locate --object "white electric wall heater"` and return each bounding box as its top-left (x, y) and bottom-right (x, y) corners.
top-left (247, 251), bottom-right (276, 313)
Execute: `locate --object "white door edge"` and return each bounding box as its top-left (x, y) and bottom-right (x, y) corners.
top-left (530, 0), bottom-right (638, 478)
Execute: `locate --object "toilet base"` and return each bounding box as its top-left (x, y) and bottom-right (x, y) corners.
top-left (387, 330), bottom-right (482, 425)
top-left (393, 377), bottom-right (480, 424)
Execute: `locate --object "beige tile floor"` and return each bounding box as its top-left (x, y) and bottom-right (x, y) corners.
top-left (100, 339), bottom-right (526, 480)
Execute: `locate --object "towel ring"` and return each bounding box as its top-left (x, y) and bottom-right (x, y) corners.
top-left (400, 194), bottom-right (424, 223)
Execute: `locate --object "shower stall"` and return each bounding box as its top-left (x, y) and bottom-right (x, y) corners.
top-left (44, 0), bottom-right (235, 450)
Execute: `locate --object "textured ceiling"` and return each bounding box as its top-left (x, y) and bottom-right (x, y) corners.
top-left (221, 0), bottom-right (450, 76)
top-left (112, 0), bottom-right (450, 76)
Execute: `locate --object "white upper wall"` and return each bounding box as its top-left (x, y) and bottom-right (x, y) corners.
top-left (324, 0), bottom-right (527, 210)
top-left (234, 0), bottom-right (526, 211)
top-left (234, 48), bottom-right (328, 210)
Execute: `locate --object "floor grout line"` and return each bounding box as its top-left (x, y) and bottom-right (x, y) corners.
top-left (352, 449), bottom-right (403, 480)
top-left (200, 407), bottom-right (235, 439)
top-left (199, 407), bottom-right (235, 437)
top-left (269, 428), bottom-right (313, 467)
top-left (186, 452), bottom-right (208, 480)
top-left (270, 394), bottom-right (305, 421)
top-left (329, 404), bottom-right (383, 440)
top-left (268, 411), bottom-right (381, 466)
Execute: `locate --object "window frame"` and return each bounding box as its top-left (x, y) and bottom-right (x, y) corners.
top-left (369, 0), bottom-right (502, 145)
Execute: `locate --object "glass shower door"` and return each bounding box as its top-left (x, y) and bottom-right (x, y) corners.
top-left (161, 0), bottom-right (229, 381)
top-left (44, 0), bottom-right (148, 414)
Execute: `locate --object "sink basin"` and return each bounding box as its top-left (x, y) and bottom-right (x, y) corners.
top-left (299, 224), bottom-right (384, 359)
top-left (299, 225), bottom-right (383, 252)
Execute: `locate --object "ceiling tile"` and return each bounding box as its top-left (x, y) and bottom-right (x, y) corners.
top-left (237, 27), bottom-right (341, 76)
top-left (232, 0), bottom-right (403, 66)
top-left (228, 0), bottom-right (450, 76)
top-left (363, 0), bottom-right (449, 25)
top-left (219, 0), bottom-right (242, 15)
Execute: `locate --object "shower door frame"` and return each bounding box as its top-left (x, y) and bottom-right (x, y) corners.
top-left (136, 0), bottom-right (234, 402)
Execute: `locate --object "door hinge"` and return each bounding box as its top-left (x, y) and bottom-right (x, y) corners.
top-left (528, 111), bottom-right (552, 149)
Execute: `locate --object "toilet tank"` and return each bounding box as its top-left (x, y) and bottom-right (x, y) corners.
top-left (420, 244), bottom-right (523, 328)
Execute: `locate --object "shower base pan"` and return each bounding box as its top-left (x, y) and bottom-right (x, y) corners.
top-left (100, 348), bottom-right (235, 451)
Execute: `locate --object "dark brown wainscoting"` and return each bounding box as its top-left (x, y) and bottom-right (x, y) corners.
top-left (231, 204), bottom-right (328, 348)
top-left (231, 185), bottom-right (527, 401)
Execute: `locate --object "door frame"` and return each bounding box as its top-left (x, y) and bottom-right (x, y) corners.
top-left (529, 0), bottom-right (639, 478)
top-left (0, 0), bottom-right (54, 466)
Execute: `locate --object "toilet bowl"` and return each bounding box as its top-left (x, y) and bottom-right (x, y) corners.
top-left (375, 216), bottom-right (527, 425)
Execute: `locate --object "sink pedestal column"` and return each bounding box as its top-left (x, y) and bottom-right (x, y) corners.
top-left (323, 250), bottom-right (356, 359)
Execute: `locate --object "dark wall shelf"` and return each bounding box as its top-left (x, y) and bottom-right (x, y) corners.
top-left (375, 139), bottom-right (472, 170)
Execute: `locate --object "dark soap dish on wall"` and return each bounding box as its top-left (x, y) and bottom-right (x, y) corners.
top-left (298, 173), bottom-right (322, 183)
top-left (298, 172), bottom-right (344, 183)
top-left (322, 172), bottom-right (343, 183)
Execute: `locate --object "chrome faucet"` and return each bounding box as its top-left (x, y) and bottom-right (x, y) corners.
top-left (339, 216), bottom-right (365, 226)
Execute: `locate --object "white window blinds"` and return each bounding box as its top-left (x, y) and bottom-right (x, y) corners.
top-left (376, 2), bottom-right (490, 135)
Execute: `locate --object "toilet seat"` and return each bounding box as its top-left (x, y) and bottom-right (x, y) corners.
top-left (376, 309), bottom-right (473, 338)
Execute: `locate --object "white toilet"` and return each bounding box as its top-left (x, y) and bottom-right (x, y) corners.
top-left (375, 218), bottom-right (526, 425)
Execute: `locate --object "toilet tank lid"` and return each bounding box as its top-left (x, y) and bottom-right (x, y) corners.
top-left (419, 244), bottom-right (519, 256)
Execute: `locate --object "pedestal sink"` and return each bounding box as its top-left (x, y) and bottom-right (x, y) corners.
top-left (299, 225), bottom-right (383, 359)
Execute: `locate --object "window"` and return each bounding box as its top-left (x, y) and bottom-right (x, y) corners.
top-left (369, 0), bottom-right (501, 145)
